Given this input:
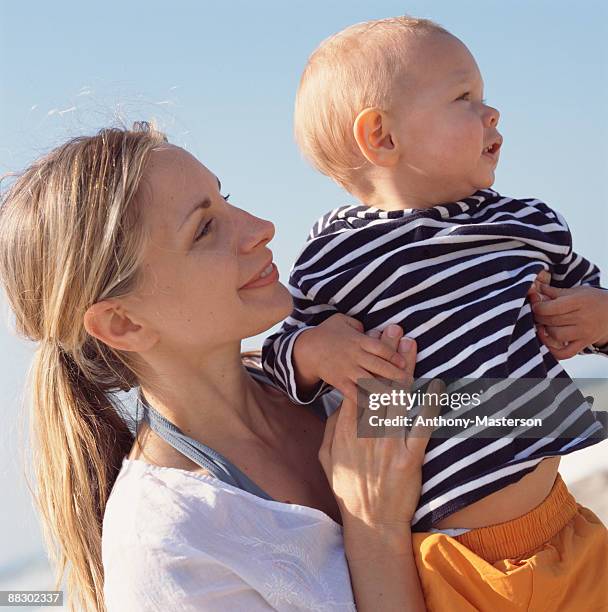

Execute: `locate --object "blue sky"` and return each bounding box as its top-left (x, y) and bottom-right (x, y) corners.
top-left (0, 0), bottom-right (607, 570)
top-left (1, 0), bottom-right (607, 359)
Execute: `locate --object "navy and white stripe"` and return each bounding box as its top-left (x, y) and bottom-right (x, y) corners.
top-left (262, 189), bottom-right (607, 530)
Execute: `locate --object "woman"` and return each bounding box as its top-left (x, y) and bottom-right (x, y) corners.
top-left (0, 123), bottom-right (434, 611)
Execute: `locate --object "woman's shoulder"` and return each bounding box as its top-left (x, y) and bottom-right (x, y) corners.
top-left (103, 458), bottom-right (341, 541)
top-left (101, 459), bottom-right (271, 610)
top-left (102, 460), bottom-right (252, 598)
top-left (102, 458), bottom-right (223, 547)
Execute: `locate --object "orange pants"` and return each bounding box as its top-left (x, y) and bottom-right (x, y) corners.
top-left (413, 474), bottom-right (608, 611)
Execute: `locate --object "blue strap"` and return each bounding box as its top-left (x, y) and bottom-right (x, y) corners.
top-left (137, 386), bottom-right (275, 501)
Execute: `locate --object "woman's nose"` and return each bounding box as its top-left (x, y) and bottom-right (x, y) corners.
top-left (239, 211), bottom-right (275, 253)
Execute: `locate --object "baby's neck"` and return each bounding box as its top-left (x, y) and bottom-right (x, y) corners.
top-left (363, 192), bottom-right (436, 212)
top-left (356, 180), bottom-right (478, 212)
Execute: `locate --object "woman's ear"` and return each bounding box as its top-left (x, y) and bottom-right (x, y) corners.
top-left (83, 300), bottom-right (158, 352)
top-left (353, 108), bottom-right (398, 167)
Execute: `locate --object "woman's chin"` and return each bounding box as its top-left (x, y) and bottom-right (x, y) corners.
top-left (242, 282), bottom-right (294, 336)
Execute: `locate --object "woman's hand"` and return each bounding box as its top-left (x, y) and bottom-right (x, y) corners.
top-left (526, 269), bottom-right (551, 303)
top-left (318, 324), bottom-right (440, 530)
top-left (317, 324), bottom-right (437, 611)
top-left (531, 284), bottom-right (608, 359)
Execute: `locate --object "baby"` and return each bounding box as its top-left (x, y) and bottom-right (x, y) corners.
top-left (262, 16), bottom-right (608, 534)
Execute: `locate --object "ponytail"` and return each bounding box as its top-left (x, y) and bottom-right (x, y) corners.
top-left (0, 123), bottom-right (167, 610)
top-left (30, 341), bottom-right (133, 611)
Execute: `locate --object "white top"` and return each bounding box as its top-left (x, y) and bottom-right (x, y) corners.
top-left (102, 458), bottom-right (356, 611)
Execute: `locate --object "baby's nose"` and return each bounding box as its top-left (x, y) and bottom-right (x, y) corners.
top-left (487, 106), bottom-right (500, 127)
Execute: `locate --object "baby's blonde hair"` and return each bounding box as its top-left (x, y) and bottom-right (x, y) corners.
top-left (294, 15), bottom-right (451, 193)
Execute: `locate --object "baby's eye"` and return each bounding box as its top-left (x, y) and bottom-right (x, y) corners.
top-left (456, 93), bottom-right (488, 106)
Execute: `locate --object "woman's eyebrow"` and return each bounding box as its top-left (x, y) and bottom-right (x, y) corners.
top-left (178, 197), bottom-right (211, 232)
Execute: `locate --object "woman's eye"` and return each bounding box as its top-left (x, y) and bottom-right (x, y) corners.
top-left (194, 218), bottom-right (213, 242)
top-left (222, 193), bottom-right (231, 201)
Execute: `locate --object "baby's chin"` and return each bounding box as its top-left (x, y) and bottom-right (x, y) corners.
top-left (451, 178), bottom-right (495, 202)
top-left (476, 170), bottom-right (497, 191)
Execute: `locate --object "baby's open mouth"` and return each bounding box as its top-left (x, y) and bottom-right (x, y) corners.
top-left (482, 142), bottom-right (501, 155)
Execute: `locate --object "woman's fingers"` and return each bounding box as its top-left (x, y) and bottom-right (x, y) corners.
top-left (362, 327), bottom-right (410, 369)
top-left (371, 327), bottom-right (417, 436)
top-left (382, 384), bottom-right (406, 437)
top-left (537, 269), bottom-right (551, 284)
top-left (532, 294), bottom-right (578, 316)
top-left (338, 394), bottom-right (361, 436)
top-left (376, 327), bottom-right (417, 436)
top-left (406, 378), bottom-right (443, 458)
top-left (529, 269), bottom-right (551, 294)
top-left (545, 324), bottom-right (578, 344)
top-left (546, 339), bottom-right (586, 360)
top-left (319, 408), bottom-right (339, 468)
top-left (319, 396), bottom-right (361, 474)
top-left (321, 327), bottom-right (428, 529)
top-left (397, 337), bottom-right (416, 386)
top-left (533, 313), bottom-right (576, 326)
top-left (537, 325), bottom-right (569, 349)
top-left (378, 324), bottom-right (403, 354)
top-left (528, 269), bottom-right (552, 303)
top-left (537, 325), bottom-right (579, 348)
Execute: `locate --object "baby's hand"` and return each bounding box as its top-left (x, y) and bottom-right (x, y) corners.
top-left (292, 314), bottom-right (414, 403)
top-left (530, 283), bottom-right (608, 359)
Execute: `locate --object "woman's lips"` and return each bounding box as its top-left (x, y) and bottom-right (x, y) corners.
top-left (239, 262), bottom-right (279, 290)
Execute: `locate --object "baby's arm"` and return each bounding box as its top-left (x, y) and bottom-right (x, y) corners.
top-left (292, 315), bottom-right (413, 403)
top-left (262, 209), bottom-right (414, 404)
top-left (262, 284), bottom-right (410, 405)
top-left (261, 287), bottom-right (337, 404)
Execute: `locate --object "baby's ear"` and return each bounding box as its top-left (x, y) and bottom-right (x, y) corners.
top-left (353, 108), bottom-right (397, 167)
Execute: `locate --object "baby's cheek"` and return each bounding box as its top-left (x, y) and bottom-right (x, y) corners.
top-left (403, 116), bottom-right (472, 175)
top-left (431, 137), bottom-right (471, 173)
top-left (412, 135), bottom-right (455, 169)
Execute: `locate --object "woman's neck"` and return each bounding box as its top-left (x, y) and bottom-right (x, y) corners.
top-left (138, 346), bottom-right (281, 448)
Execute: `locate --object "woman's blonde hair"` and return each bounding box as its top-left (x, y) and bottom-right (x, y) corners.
top-left (0, 122), bottom-right (168, 611)
top-left (294, 15), bottom-right (450, 193)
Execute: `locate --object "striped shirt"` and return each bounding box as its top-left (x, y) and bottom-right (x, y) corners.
top-left (262, 188), bottom-right (608, 530)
